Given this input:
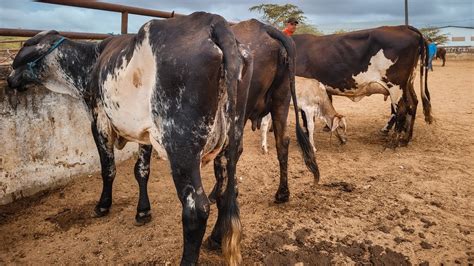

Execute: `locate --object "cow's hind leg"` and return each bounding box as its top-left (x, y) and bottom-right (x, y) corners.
top-left (169, 154), bottom-right (210, 264)
top-left (381, 105), bottom-right (397, 134)
top-left (272, 100), bottom-right (291, 203)
top-left (404, 81), bottom-right (418, 143)
top-left (206, 153), bottom-right (227, 250)
top-left (134, 144), bottom-right (153, 225)
top-left (207, 140), bottom-right (244, 250)
top-left (301, 109), bottom-right (309, 134)
top-left (91, 123), bottom-right (116, 217)
top-left (260, 114), bottom-right (272, 154)
top-left (392, 83), bottom-right (418, 146)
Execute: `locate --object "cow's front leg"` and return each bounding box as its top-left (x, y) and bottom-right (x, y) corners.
top-left (169, 155), bottom-right (210, 265)
top-left (134, 144), bottom-right (153, 225)
top-left (91, 123), bottom-right (116, 217)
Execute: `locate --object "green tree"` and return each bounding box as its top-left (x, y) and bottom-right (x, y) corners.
top-left (419, 27), bottom-right (448, 45)
top-left (332, 29), bottom-right (348, 34)
top-left (249, 4), bottom-right (322, 35)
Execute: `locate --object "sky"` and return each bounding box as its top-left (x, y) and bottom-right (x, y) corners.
top-left (1, 0), bottom-right (473, 34)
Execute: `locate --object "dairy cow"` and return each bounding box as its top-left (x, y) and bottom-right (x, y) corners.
top-left (293, 25), bottom-right (433, 146)
top-left (7, 12), bottom-right (252, 265)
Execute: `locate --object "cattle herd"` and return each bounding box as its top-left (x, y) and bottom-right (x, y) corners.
top-left (6, 11), bottom-right (434, 265)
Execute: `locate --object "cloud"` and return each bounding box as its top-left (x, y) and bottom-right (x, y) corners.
top-left (1, 0), bottom-right (472, 34)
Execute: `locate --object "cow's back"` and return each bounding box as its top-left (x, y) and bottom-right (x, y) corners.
top-left (293, 26), bottom-right (422, 90)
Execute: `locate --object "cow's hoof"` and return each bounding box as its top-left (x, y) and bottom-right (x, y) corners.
top-left (94, 205), bottom-right (110, 217)
top-left (204, 236), bottom-right (222, 251)
top-left (274, 189), bottom-right (290, 204)
top-left (380, 128), bottom-right (390, 135)
top-left (398, 138), bottom-right (410, 147)
top-left (135, 211), bottom-right (152, 226)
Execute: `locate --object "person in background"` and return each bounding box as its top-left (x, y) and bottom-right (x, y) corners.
top-left (427, 39), bottom-right (437, 71)
top-left (282, 17), bottom-right (298, 36)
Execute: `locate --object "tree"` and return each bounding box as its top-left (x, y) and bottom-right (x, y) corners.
top-left (419, 27), bottom-right (448, 45)
top-left (249, 4), bottom-right (322, 35)
top-left (332, 29), bottom-right (348, 34)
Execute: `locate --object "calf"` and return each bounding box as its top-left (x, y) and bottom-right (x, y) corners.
top-left (7, 12), bottom-right (252, 265)
top-left (261, 76), bottom-right (347, 154)
top-left (293, 26), bottom-right (433, 146)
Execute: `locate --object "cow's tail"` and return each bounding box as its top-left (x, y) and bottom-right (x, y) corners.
top-left (408, 26), bottom-right (433, 124)
top-left (211, 17), bottom-right (242, 266)
top-left (265, 25), bottom-right (320, 182)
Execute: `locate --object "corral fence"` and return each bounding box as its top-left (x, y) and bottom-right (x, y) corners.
top-left (0, 0), bottom-right (184, 65)
top-left (441, 46), bottom-right (474, 54)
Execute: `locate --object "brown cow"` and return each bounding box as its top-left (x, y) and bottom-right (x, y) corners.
top-left (293, 26), bottom-right (433, 146)
top-left (205, 19), bottom-right (320, 250)
top-left (436, 47), bottom-right (447, 66)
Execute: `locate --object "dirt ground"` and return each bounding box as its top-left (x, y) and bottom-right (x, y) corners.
top-left (1, 59), bottom-right (473, 265)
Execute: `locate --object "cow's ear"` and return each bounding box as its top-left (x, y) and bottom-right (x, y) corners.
top-left (12, 46), bottom-right (44, 69)
top-left (23, 30), bottom-right (59, 47)
top-left (12, 31), bottom-right (60, 69)
top-left (331, 117), bottom-right (340, 132)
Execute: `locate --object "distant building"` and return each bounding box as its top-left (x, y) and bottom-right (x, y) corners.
top-left (436, 26), bottom-right (474, 47)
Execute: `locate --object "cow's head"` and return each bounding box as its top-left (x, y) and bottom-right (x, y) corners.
top-left (7, 30), bottom-right (64, 92)
top-left (331, 114), bottom-right (347, 145)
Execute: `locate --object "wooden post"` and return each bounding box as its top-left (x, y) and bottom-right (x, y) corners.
top-left (121, 11), bottom-right (128, 34)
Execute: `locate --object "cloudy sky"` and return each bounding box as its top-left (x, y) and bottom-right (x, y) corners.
top-left (1, 0), bottom-right (473, 34)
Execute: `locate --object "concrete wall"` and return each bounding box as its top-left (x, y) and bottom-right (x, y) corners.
top-left (0, 76), bottom-right (137, 205)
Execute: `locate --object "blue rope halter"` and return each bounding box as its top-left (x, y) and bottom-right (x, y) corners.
top-left (27, 37), bottom-right (66, 73)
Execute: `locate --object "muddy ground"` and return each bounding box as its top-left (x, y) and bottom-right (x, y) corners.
top-left (0, 59), bottom-right (473, 265)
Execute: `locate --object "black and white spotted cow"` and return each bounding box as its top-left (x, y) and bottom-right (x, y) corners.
top-left (7, 12), bottom-right (252, 265)
top-left (293, 25), bottom-right (433, 146)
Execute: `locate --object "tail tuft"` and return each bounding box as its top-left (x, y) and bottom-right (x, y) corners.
top-left (222, 212), bottom-right (242, 266)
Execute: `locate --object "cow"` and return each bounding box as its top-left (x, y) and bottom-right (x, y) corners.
top-left (260, 76), bottom-right (347, 154)
top-left (7, 12), bottom-right (252, 265)
top-left (204, 19), bottom-right (320, 251)
top-left (436, 47), bottom-right (447, 66)
top-left (228, 20), bottom-right (319, 199)
top-left (293, 25), bottom-right (433, 146)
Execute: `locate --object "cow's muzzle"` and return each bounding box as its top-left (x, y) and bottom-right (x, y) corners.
top-left (7, 72), bottom-right (27, 92)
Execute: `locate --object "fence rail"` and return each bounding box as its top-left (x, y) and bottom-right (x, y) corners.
top-left (0, 28), bottom-right (113, 40)
top-left (443, 46), bottom-right (474, 54)
top-left (36, 0), bottom-right (184, 34)
top-left (0, 1), bottom-right (184, 65)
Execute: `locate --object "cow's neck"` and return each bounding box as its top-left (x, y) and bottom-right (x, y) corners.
top-left (42, 40), bottom-right (98, 101)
